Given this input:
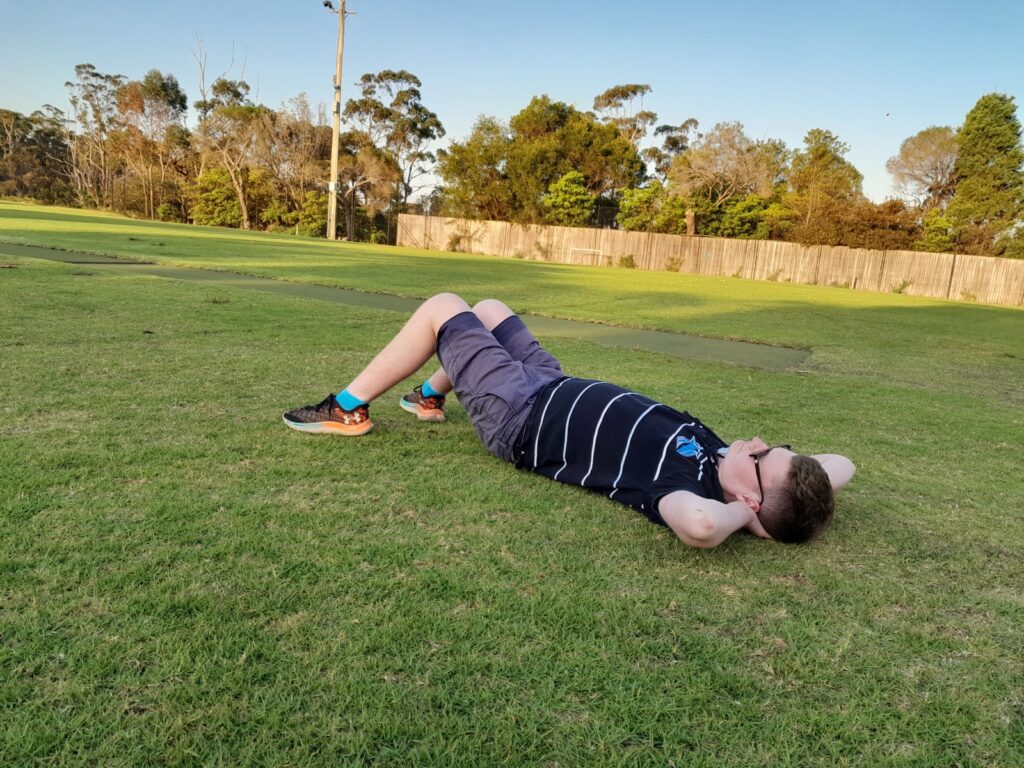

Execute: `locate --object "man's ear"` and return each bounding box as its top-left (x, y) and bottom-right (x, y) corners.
top-left (736, 492), bottom-right (761, 514)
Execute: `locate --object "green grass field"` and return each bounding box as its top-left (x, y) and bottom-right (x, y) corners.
top-left (2, 202), bottom-right (1023, 766)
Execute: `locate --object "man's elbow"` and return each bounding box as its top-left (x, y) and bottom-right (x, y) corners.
top-left (675, 510), bottom-right (720, 548)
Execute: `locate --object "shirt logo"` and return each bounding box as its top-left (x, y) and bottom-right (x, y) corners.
top-left (675, 435), bottom-right (705, 459)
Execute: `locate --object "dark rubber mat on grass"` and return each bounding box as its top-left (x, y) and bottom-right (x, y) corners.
top-left (4, 242), bottom-right (810, 370)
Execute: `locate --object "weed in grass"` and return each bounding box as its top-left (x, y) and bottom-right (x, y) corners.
top-left (535, 239), bottom-right (553, 261)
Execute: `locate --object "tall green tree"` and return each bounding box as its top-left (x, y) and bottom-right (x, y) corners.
top-left (113, 69), bottom-right (188, 218)
top-left (64, 63), bottom-right (126, 207)
top-left (193, 78), bottom-right (267, 229)
top-left (505, 96), bottom-right (640, 222)
top-left (946, 93), bottom-right (1024, 256)
top-left (436, 116), bottom-right (512, 221)
top-left (593, 84), bottom-right (656, 149)
top-left (786, 128), bottom-right (864, 245)
top-left (438, 97), bottom-right (640, 224)
top-left (642, 119), bottom-right (700, 179)
top-left (0, 107), bottom-right (73, 203)
top-left (344, 70), bottom-right (445, 205)
top-left (542, 171), bottom-right (596, 226)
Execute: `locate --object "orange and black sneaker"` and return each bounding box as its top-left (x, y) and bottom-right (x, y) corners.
top-left (399, 386), bottom-right (446, 422)
top-left (283, 394), bottom-right (373, 436)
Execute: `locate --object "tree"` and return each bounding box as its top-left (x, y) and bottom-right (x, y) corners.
top-left (786, 128), bottom-right (864, 244)
top-left (436, 116), bottom-right (512, 221)
top-left (0, 107), bottom-right (73, 203)
top-left (667, 121), bottom-right (788, 237)
top-left (669, 122), bottom-right (787, 208)
top-left (542, 171), bottom-right (596, 226)
top-left (700, 194), bottom-right (777, 239)
top-left (296, 190), bottom-right (329, 237)
top-left (113, 69), bottom-right (188, 218)
top-left (886, 126), bottom-right (958, 209)
top-left (616, 180), bottom-right (688, 234)
top-left (343, 70), bottom-right (445, 205)
top-left (505, 96), bottom-right (641, 222)
top-left (593, 84), bottom-right (656, 148)
top-left (946, 93), bottom-right (1024, 256)
top-left (335, 131), bottom-right (400, 240)
top-left (437, 98), bottom-right (640, 224)
top-left (642, 119), bottom-right (700, 179)
top-left (189, 167), bottom-right (242, 227)
top-left (193, 78), bottom-right (267, 229)
top-left (914, 208), bottom-right (956, 252)
top-left (256, 94), bottom-right (330, 212)
top-left (64, 63), bottom-right (126, 207)
top-left (835, 199), bottom-right (920, 250)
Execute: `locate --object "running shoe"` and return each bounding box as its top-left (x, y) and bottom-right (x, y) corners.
top-left (283, 394), bottom-right (373, 435)
top-left (399, 386), bottom-right (446, 422)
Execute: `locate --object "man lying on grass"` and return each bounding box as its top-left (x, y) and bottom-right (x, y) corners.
top-left (284, 294), bottom-right (855, 548)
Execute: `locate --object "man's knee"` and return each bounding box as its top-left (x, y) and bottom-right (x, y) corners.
top-left (421, 293), bottom-right (471, 333)
top-left (472, 298), bottom-right (514, 331)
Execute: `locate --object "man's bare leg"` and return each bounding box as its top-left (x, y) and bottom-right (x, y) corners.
top-left (344, 292), bottom-right (471, 402)
top-left (285, 296), bottom-right (519, 434)
top-left (414, 299), bottom-right (517, 397)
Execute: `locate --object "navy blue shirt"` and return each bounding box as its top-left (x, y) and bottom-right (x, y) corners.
top-left (515, 378), bottom-right (728, 526)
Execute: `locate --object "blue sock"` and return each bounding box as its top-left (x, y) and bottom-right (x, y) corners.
top-left (335, 389), bottom-right (366, 411)
top-left (421, 379), bottom-right (443, 398)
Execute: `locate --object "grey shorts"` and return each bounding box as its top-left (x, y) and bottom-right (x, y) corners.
top-left (436, 312), bottom-right (564, 461)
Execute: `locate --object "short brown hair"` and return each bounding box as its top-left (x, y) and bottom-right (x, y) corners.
top-left (758, 455), bottom-right (834, 543)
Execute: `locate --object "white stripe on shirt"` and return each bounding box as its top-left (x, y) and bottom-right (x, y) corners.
top-left (531, 377), bottom-right (573, 468)
top-left (579, 391), bottom-right (636, 486)
top-left (652, 422), bottom-right (695, 482)
top-left (552, 381), bottom-right (603, 481)
top-left (609, 402), bottom-right (661, 493)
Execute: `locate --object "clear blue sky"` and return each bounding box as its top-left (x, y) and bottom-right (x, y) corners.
top-left (2, 0), bottom-right (1022, 201)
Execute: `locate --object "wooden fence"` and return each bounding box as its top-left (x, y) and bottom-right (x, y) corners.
top-left (396, 214), bottom-right (1024, 307)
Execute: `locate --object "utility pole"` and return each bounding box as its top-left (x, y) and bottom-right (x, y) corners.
top-left (325, 0), bottom-right (346, 240)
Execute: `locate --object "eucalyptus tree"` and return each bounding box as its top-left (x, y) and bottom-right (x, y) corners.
top-left (642, 118), bottom-right (700, 179)
top-left (193, 78), bottom-right (267, 229)
top-left (113, 69), bottom-right (188, 218)
top-left (0, 107), bottom-right (73, 202)
top-left (593, 83), bottom-right (657, 149)
top-left (64, 63), bottom-right (126, 207)
top-left (343, 70), bottom-right (444, 204)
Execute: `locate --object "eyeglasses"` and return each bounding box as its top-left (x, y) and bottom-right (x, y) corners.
top-left (750, 444), bottom-right (792, 504)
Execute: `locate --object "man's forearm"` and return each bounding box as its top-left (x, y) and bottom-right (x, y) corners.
top-left (660, 492), bottom-right (755, 548)
top-left (813, 454), bottom-right (856, 491)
